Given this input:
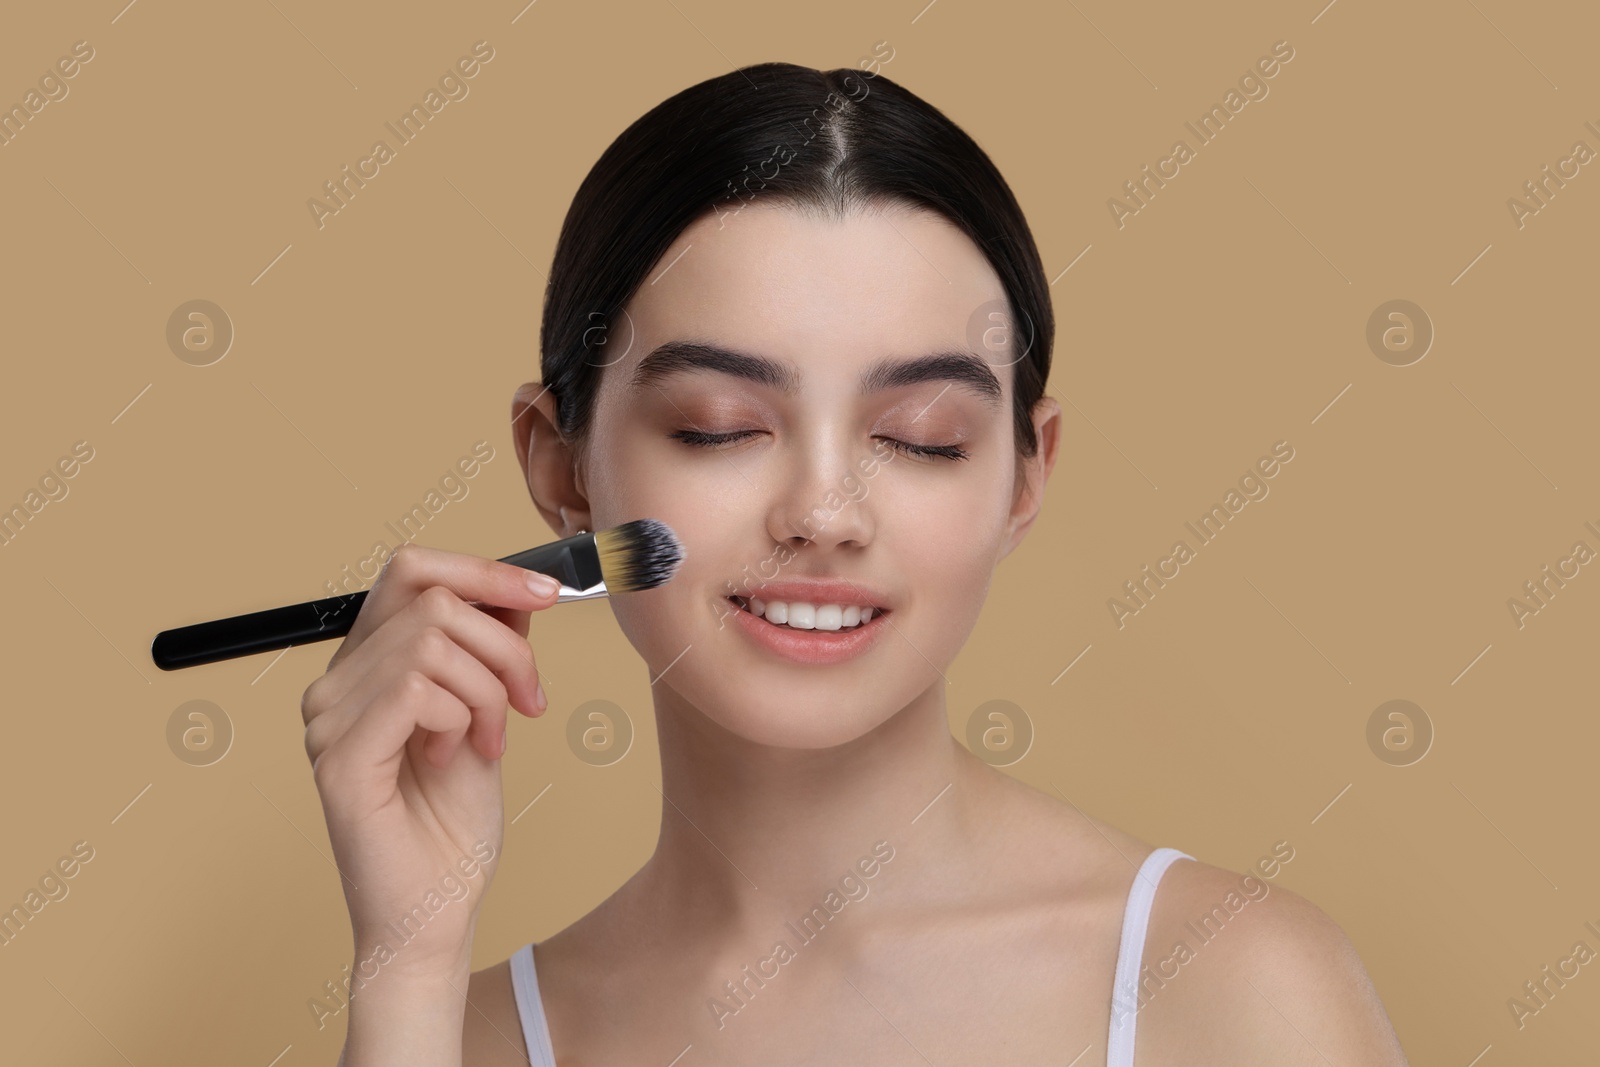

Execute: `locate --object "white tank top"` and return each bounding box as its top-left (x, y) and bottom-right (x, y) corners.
top-left (510, 846), bottom-right (1194, 1067)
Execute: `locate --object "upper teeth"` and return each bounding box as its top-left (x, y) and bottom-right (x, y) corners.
top-left (737, 597), bottom-right (876, 630)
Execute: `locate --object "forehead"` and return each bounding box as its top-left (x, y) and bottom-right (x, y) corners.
top-left (615, 202), bottom-right (1010, 390)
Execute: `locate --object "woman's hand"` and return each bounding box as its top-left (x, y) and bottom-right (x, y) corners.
top-left (301, 543), bottom-right (558, 984)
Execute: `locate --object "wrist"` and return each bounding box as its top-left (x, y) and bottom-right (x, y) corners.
top-left (347, 952), bottom-right (473, 999)
top-left (351, 921), bottom-right (477, 987)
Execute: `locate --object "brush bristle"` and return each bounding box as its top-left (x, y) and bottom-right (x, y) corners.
top-left (594, 518), bottom-right (684, 593)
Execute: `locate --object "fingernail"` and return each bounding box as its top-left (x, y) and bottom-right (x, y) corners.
top-left (499, 727), bottom-right (508, 756)
top-left (527, 571), bottom-right (561, 596)
top-left (535, 680), bottom-right (547, 711)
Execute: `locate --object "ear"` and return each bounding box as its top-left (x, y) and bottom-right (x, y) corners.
top-left (1000, 396), bottom-right (1061, 561)
top-left (511, 381), bottom-right (593, 537)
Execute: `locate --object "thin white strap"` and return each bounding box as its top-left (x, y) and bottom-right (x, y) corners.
top-left (1106, 848), bottom-right (1194, 1067)
top-left (509, 942), bottom-right (559, 1067)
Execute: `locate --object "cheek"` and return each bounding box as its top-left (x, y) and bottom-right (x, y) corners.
top-left (589, 445), bottom-right (748, 635)
top-left (887, 461), bottom-right (1012, 567)
top-left (590, 425), bottom-right (750, 526)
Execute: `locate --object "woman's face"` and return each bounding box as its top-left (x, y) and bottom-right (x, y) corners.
top-left (572, 201), bottom-right (1054, 749)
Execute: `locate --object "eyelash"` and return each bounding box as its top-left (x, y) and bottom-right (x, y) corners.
top-left (668, 429), bottom-right (970, 461)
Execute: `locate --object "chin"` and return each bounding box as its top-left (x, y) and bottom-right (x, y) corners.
top-left (672, 668), bottom-right (905, 750)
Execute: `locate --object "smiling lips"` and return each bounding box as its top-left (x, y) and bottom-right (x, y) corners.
top-left (724, 595), bottom-right (891, 665)
top-left (722, 581), bottom-right (894, 665)
top-left (728, 595), bottom-right (880, 631)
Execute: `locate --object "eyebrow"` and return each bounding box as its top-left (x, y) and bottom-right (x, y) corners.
top-left (627, 340), bottom-right (1004, 409)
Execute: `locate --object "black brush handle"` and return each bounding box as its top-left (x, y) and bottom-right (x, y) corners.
top-left (151, 533), bottom-right (603, 671)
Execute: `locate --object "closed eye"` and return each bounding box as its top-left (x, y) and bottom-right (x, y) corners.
top-left (668, 429), bottom-right (969, 461)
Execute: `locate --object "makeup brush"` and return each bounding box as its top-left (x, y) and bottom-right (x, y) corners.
top-left (150, 518), bottom-right (684, 671)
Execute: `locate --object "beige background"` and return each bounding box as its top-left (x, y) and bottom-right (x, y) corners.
top-left (2, 0), bottom-right (1596, 1063)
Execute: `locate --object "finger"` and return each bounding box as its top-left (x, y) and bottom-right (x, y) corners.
top-left (478, 603), bottom-right (532, 643)
top-left (312, 671), bottom-right (472, 809)
top-left (318, 584), bottom-right (544, 721)
top-left (332, 544), bottom-right (559, 669)
top-left (307, 624), bottom-right (513, 768)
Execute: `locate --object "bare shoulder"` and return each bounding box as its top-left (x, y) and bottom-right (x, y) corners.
top-left (1136, 855), bottom-right (1411, 1066)
top-left (461, 958), bottom-right (530, 1067)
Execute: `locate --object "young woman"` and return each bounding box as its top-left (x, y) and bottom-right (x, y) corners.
top-left (304, 62), bottom-right (1410, 1066)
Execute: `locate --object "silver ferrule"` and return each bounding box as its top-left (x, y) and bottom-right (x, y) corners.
top-left (556, 581), bottom-right (610, 603)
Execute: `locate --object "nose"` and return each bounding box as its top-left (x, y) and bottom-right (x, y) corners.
top-left (765, 435), bottom-right (875, 552)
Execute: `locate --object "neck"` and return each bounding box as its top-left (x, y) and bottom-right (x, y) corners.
top-left (629, 681), bottom-right (996, 956)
